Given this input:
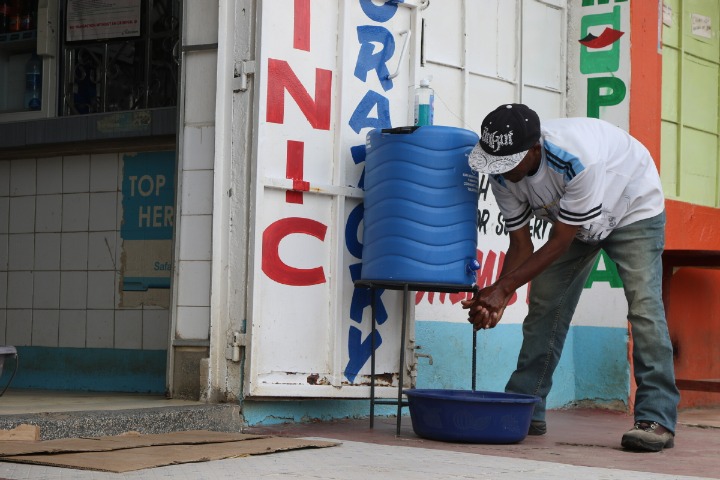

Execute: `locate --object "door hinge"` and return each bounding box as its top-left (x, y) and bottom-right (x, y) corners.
top-left (233, 60), bottom-right (256, 92)
top-left (226, 331), bottom-right (247, 362)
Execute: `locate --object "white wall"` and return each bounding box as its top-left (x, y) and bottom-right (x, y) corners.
top-left (0, 155), bottom-right (169, 350)
top-left (172, 0), bottom-right (220, 344)
top-left (414, 0), bottom-right (569, 326)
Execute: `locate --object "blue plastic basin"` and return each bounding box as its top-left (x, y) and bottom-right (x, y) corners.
top-left (403, 389), bottom-right (540, 444)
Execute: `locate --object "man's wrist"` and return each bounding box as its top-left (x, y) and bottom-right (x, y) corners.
top-left (495, 277), bottom-right (516, 298)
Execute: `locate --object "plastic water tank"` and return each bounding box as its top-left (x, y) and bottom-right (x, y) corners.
top-left (361, 125), bottom-right (480, 288)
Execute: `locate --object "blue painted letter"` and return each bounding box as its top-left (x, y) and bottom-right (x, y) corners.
top-left (348, 90), bottom-right (391, 134)
top-left (355, 25), bottom-right (395, 91)
top-left (345, 325), bottom-right (383, 383)
top-left (359, 0), bottom-right (398, 22)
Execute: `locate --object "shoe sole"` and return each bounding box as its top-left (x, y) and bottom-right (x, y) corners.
top-left (621, 435), bottom-right (674, 452)
top-left (527, 422), bottom-right (547, 436)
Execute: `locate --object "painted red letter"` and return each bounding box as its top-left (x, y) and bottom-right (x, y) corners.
top-left (262, 217), bottom-right (327, 286)
top-left (294, 0), bottom-right (311, 51)
top-left (266, 59), bottom-right (332, 130)
top-left (286, 140), bottom-right (309, 204)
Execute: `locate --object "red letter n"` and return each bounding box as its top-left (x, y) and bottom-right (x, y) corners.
top-left (266, 58), bottom-right (332, 130)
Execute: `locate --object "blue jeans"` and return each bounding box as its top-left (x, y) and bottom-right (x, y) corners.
top-left (505, 211), bottom-right (680, 432)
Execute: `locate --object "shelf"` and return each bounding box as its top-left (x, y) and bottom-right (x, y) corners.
top-left (676, 379), bottom-right (720, 393)
top-left (0, 29), bottom-right (36, 54)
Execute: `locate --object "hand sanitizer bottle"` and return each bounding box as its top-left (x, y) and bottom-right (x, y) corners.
top-left (414, 77), bottom-right (434, 126)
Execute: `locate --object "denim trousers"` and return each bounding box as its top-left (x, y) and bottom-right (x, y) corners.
top-left (505, 211), bottom-right (680, 432)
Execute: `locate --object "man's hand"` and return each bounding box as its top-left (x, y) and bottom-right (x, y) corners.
top-left (460, 222), bottom-right (579, 330)
top-left (460, 225), bottom-right (533, 330)
top-left (461, 282), bottom-right (511, 330)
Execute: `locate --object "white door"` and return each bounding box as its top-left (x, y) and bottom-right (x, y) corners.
top-left (245, 0), bottom-right (421, 397)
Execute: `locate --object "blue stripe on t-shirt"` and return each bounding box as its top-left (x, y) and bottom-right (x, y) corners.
top-left (491, 174), bottom-right (506, 188)
top-left (544, 140), bottom-right (585, 182)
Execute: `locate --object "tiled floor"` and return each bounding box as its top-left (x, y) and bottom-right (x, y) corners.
top-left (1, 390), bottom-right (719, 479)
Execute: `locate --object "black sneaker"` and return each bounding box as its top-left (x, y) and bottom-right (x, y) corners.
top-left (528, 420), bottom-right (547, 436)
top-left (621, 421), bottom-right (675, 452)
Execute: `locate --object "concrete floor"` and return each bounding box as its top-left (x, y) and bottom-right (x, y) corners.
top-left (0, 390), bottom-right (204, 415)
top-left (1, 390), bottom-right (719, 478)
top-left (247, 406), bottom-right (720, 479)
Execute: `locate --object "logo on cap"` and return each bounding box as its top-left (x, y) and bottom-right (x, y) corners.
top-left (481, 127), bottom-right (515, 153)
top-left (468, 104), bottom-right (541, 175)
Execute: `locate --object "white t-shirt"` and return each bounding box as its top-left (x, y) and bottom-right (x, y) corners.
top-left (489, 117), bottom-right (664, 244)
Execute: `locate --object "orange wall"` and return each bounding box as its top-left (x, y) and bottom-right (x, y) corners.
top-left (629, 1), bottom-right (662, 163)
top-left (630, 1), bottom-right (720, 407)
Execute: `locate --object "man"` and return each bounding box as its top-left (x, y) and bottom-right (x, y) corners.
top-left (462, 104), bottom-right (680, 452)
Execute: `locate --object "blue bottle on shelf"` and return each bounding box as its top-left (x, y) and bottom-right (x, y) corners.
top-left (24, 53), bottom-right (42, 111)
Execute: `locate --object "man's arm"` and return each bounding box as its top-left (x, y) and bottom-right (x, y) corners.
top-left (500, 224), bottom-right (535, 277)
top-left (498, 221), bottom-right (579, 297)
top-left (463, 221), bottom-right (579, 329)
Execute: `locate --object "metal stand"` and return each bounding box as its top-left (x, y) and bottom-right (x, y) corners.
top-left (355, 280), bottom-right (477, 436)
top-left (0, 346), bottom-right (18, 397)
top-left (472, 327), bottom-right (477, 392)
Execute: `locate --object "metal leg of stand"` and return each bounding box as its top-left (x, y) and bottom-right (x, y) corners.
top-left (370, 288), bottom-right (376, 428)
top-left (396, 284), bottom-right (409, 436)
top-left (472, 327), bottom-right (477, 391)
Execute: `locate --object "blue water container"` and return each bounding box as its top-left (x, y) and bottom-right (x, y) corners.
top-left (361, 125), bottom-right (480, 288)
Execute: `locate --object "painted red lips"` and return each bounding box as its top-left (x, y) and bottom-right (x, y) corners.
top-left (579, 27), bottom-right (625, 48)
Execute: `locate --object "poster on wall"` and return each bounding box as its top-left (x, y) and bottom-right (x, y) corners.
top-left (120, 151), bottom-right (175, 308)
top-left (66, 0), bottom-right (142, 42)
top-left (691, 13), bottom-right (712, 39)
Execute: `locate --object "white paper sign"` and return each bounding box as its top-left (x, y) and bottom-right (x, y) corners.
top-left (662, 3), bottom-right (673, 28)
top-left (691, 13), bottom-right (712, 39)
top-left (67, 0), bottom-right (141, 41)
